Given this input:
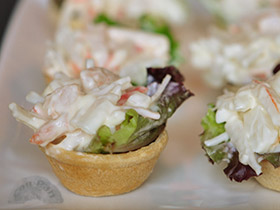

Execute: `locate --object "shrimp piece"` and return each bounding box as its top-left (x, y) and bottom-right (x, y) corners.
top-left (43, 84), bottom-right (80, 118)
top-left (42, 72), bottom-right (80, 97)
top-left (29, 114), bottom-right (70, 146)
top-left (80, 68), bottom-right (119, 92)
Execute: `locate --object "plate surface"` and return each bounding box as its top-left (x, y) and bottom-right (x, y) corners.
top-left (1, 0), bottom-right (280, 209)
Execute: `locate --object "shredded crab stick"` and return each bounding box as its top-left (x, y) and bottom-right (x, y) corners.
top-left (117, 86), bottom-right (148, 105)
top-left (9, 103), bottom-right (46, 130)
top-left (9, 62), bottom-right (172, 150)
top-left (151, 74), bottom-right (171, 103)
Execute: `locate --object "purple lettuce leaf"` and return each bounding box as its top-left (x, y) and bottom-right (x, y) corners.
top-left (273, 63), bottom-right (280, 75)
top-left (223, 151), bottom-right (259, 182)
top-left (147, 66), bottom-right (185, 84)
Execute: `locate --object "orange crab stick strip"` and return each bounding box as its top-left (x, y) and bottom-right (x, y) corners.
top-left (254, 80), bottom-right (280, 113)
top-left (118, 86), bottom-right (148, 105)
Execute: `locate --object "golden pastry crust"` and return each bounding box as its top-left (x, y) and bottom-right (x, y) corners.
top-left (255, 160), bottom-right (280, 192)
top-left (40, 130), bottom-right (168, 196)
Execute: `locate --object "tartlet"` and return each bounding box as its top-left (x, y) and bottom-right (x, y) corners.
top-left (200, 70), bottom-right (280, 191)
top-left (40, 130), bottom-right (167, 196)
top-left (9, 65), bottom-right (192, 196)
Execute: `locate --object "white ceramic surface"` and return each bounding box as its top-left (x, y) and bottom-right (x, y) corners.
top-left (1, 0), bottom-right (280, 209)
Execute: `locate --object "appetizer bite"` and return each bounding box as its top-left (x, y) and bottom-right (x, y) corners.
top-left (200, 70), bottom-right (280, 191)
top-left (55, 0), bottom-right (188, 28)
top-left (198, 0), bottom-right (280, 26)
top-left (45, 0), bottom-right (184, 83)
top-left (9, 63), bottom-right (193, 196)
top-left (44, 24), bottom-right (170, 85)
top-left (93, 13), bottom-right (183, 67)
top-left (189, 12), bottom-right (280, 88)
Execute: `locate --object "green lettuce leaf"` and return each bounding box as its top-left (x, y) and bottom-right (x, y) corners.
top-left (94, 13), bottom-right (121, 26)
top-left (200, 104), bottom-right (228, 163)
top-left (139, 15), bottom-right (183, 66)
top-left (201, 104), bottom-right (225, 140)
top-left (85, 106), bottom-right (166, 154)
top-left (261, 153), bottom-right (280, 168)
top-left (85, 109), bottom-right (138, 154)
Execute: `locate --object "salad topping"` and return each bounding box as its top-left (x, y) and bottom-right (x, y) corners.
top-left (45, 24), bottom-right (169, 85)
top-left (199, 0), bottom-right (280, 25)
top-left (10, 64), bottom-right (193, 154)
top-left (201, 71), bottom-right (280, 180)
top-left (190, 12), bottom-right (280, 88)
top-left (58, 0), bottom-right (188, 29)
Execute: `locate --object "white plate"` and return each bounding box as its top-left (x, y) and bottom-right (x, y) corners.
top-left (1, 0), bottom-right (280, 209)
